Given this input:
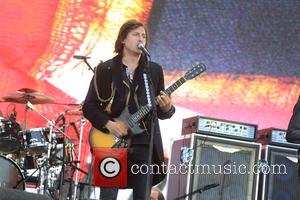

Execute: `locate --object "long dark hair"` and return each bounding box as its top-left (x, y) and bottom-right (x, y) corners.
top-left (114, 19), bottom-right (148, 55)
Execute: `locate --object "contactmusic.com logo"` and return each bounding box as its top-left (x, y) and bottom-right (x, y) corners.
top-left (93, 148), bottom-right (128, 187)
top-left (99, 157), bottom-right (121, 178)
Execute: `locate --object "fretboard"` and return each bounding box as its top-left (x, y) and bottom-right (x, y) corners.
top-left (128, 76), bottom-right (187, 124)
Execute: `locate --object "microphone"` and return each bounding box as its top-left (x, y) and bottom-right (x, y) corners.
top-left (137, 43), bottom-right (150, 57)
top-left (73, 55), bottom-right (91, 60)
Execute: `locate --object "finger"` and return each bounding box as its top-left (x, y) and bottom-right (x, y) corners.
top-left (160, 92), bottom-right (171, 101)
top-left (156, 95), bottom-right (163, 103)
top-left (157, 97), bottom-right (165, 107)
top-left (117, 130), bottom-right (126, 137)
top-left (114, 131), bottom-right (122, 138)
top-left (160, 91), bottom-right (168, 96)
top-left (162, 95), bottom-right (170, 103)
top-left (159, 95), bottom-right (169, 105)
top-left (116, 121), bottom-right (128, 130)
top-left (119, 125), bottom-right (128, 135)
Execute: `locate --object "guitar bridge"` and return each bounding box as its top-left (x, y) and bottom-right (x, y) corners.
top-left (113, 139), bottom-right (128, 148)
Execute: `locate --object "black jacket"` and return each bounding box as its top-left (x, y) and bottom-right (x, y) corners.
top-left (286, 95), bottom-right (300, 143)
top-left (82, 54), bottom-right (175, 185)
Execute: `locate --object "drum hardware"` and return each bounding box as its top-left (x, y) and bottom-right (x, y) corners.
top-left (17, 88), bottom-right (39, 94)
top-left (13, 151), bottom-right (66, 200)
top-left (0, 116), bottom-right (21, 154)
top-left (73, 114), bottom-right (87, 200)
top-left (24, 101), bottom-right (73, 197)
top-left (2, 88), bottom-right (54, 129)
top-left (55, 107), bottom-right (88, 200)
top-left (25, 102), bottom-right (88, 199)
top-left (69, 121), bottom-right (80, 141)
top-left (1, 97), bottom-right (88, 198)
top-left (19, 128), bottom-right (66, 155)
top-left (25, 101), bottom-right (71, 144)
top-left (65, 142), bottom-right (75, 163)
top-left (14, 156), bottom-right (49, 190)
top-left (52, 150), bottom-right (89, 200)
top-left (19, 128), bottom-right (50, 155)
top-left (64, 108), bottom-right (83, 116)
top-left (2, 89), bottom-right (54, 105)
top-left (51, 102), bottom-right (82, 106)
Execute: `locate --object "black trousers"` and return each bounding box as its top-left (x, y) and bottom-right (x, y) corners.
top-left (128, 144), bottom-right (153, 200)
top-left (100, 144), bottom-right (152, 200)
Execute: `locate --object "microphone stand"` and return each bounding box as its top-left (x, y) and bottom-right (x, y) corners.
top-left (73, 55), bottom-right (95, 73)
top-left (83, 58), bottom-right (95, 73)
top-left (174, 183), bottom-right (220, 200)
top-left (219, 160), bottom-right (231, 200)
top-left (144, 55), bottom-right (157, 200)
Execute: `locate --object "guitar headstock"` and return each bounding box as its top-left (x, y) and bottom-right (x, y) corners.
top-left (184, 62), bottom-right (207, 80)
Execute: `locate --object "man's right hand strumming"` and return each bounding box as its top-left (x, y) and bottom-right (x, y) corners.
top-left (105, 120), bottom-right (128, 138)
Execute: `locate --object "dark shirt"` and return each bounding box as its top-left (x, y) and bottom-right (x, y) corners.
top-left (286, 95), bottom-right (300, 143)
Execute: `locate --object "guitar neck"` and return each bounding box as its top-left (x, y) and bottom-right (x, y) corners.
top-left (129, 76), bottom-right (187, 123)
top-left (165, 77), bottom-right (186, 96)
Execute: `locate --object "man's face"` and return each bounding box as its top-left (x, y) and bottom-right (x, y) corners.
top-left (122, 26), bottom-right (146, 55)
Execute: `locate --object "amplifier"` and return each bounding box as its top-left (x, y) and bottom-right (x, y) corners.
top-left (181, 116), bottom-right (257, 141)
top-left (262, 145), bottom-right (300, 199)
top-left (167, 134), bottom-right (261, 200)
top-left (258, 128), bottom-right (300, 148)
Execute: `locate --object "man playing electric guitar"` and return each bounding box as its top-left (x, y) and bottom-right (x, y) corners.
top-left (82, 19), bottom-right (175, 200)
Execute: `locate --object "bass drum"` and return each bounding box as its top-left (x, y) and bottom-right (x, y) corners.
top-left (0, 155), bottom-right (24, 190)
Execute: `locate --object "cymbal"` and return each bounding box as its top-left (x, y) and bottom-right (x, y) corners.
top-left (52, 102), bottom-right (82, 106)
top-left (65, 109), bottom-right (83, 116)
top-left (2, 93), bottom-right (54, 104)
top-left (17, 88), bottom-right (38, 94)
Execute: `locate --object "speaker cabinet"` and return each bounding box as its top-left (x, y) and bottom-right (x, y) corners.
top-left (262, 145), bottom-right (300, 200)
top-left (167, 133), bottom-right (261, 200)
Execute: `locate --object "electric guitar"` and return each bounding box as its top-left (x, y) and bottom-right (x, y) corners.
top-left (89, 62), bottom-right (207, 148)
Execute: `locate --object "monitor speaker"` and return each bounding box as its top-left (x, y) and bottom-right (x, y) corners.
top-left (0, 188), bottom-right (52, 200)
top-left (262, 145), bottom-right (300, 200)
top-left (166, 135), bottom-right (192, 200)
top-left (167, 133), bottom-right (261, 200)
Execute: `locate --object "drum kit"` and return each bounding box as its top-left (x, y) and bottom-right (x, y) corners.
top-left (0, 88), bottom-right (87, 199)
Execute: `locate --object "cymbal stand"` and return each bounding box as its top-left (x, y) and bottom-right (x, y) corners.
top-left (24, 95), bottom-right (33, 129)
top-left (23, 94), bottom-right (41, 129)
top-left (36, 156), bottom-right (48, 195)
top-left (73, 115), bottom-right (86, 200)
top-left (26, 101), bottom-right (72, 140)
top-left (25, 101), bottom-right (71, 196)
top-left (59, 120), bottom-right (67, 200)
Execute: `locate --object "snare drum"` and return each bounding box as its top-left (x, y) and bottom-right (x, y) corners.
top-left (0, 155), bottom-right (25, 190)
top-left (21, 128), bottom-right (49, 155)
top-left (0, 117), bottom-right (21, 153)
